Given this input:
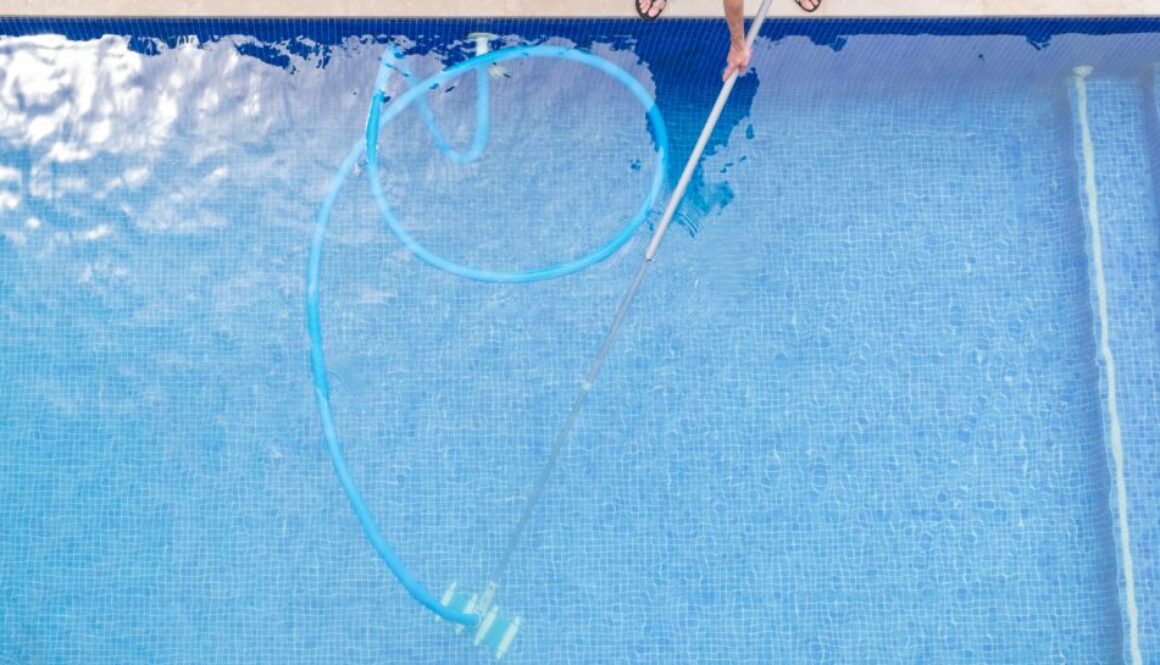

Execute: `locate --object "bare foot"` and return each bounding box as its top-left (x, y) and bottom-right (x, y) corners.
top-left (795, 0), bottom-right (821, 11)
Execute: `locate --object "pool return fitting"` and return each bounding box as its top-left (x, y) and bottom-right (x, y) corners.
top-left (307, 0), bottom-right (772, 657)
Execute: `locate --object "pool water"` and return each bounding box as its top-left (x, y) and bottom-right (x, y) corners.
top-left (0, 17), bottom-right (1157, 664)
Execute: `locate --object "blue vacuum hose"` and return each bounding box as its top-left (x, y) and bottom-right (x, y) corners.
top-left (307, 42), bottom-right (670, 625)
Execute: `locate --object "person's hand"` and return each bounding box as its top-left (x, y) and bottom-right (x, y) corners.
top-left (723, 42), bottom-right (751, 81)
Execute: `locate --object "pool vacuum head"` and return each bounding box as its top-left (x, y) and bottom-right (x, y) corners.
top-left (440, 581), bottom-right (521, 660)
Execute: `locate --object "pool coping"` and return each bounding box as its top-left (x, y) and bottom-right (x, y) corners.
top-left (1, 0), bottom-right (1158, 18)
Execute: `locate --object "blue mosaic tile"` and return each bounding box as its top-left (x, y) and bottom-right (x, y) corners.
top-left (0, 17), bottom-right (1157, 665)
top-left (1069, 70), bottom-right (1160, 665)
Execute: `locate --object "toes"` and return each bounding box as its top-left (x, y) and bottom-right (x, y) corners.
top-left (636, 0), bottom-right (666, 20)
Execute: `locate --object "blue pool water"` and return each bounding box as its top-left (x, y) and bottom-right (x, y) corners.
top-left (1, 17), bottom-right (1158, 664)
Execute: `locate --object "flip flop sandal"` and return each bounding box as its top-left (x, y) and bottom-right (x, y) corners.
top-left (635, 0), bottom-right (667, 20)
top-left (795, 0), bottom-right (821, 12)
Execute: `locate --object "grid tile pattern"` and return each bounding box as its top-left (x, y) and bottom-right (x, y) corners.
top-left (1, 18), bottom-right (1156, 664)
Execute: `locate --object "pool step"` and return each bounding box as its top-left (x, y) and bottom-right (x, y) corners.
top-left (1067, 65), bottom-right (1159, 665)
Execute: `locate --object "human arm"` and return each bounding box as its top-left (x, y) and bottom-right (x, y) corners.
top-left (722, 0), bottom-right (750, 81)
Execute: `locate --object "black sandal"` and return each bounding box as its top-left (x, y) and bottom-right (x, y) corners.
top-left (795, 0), bottom-right (821, 12)
top-left (635, 0), bottom-right (667, 20)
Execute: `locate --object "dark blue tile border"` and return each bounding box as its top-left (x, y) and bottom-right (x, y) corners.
top-left (2, 16), bottom-right (1160, 52)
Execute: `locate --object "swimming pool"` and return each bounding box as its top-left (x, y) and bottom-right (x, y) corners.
top-left (0, 15), bottom-right (1157, 664)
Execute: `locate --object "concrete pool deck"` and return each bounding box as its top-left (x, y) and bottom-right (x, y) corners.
top-left (1, 0), bottom-right (1157, 17)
